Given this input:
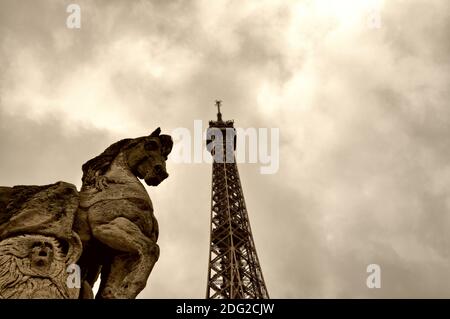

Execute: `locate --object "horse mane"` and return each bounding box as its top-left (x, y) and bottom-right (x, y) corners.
top-left (81, 134), bottom-right (173, 186)
top-left (81, 138), bottom-right (135, 186)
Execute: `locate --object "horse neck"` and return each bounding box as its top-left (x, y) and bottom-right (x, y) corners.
top-left (108, 151), bottom-right (139, 183)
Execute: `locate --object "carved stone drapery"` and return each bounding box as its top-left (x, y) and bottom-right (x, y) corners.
top-left (0, 182), bottom-right (82, 299)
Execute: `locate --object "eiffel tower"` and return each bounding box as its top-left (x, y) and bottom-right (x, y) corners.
top-left (205, 100), bottom-right (269, 299)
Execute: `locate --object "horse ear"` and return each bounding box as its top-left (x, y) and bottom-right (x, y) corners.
top-left (150, 127), bottom-right (161, 137)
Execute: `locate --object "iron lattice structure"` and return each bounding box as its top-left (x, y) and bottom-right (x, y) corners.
top-left (206, 101), bottom-right (269, 299)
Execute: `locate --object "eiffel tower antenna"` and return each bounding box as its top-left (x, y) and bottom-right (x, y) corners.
top-left (215, 99), bottom-right (223, 122)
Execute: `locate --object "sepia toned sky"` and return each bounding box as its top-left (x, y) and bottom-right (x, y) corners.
top-left (1, 0), bottom-right (449, 298)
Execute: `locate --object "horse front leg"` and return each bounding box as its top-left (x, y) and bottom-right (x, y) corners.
top-left (90, 217), bottom-right (159, 299)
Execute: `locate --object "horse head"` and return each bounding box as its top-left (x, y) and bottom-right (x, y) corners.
top-left (125, 127), bottom-right (173, 186)
top-left (81, 128), bottom-right (173, 189)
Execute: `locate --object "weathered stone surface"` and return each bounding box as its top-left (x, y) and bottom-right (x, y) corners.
top-left (0, 127), bottom-right (173, 299)
top-left (76, 128), bottom-right (172, 299)
top-left (0, 182), bottom-right (80, 241)
top-left (0, 235), bottom-right (78, 298)
top-left (0, 182), bottom-right (82, 299)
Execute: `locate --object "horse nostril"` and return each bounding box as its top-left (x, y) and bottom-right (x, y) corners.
top-left (154, 165), bottom-right (163, 173)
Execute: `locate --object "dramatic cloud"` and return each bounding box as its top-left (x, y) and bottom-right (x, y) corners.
top-left (0, 0), bottom-right (449, 298)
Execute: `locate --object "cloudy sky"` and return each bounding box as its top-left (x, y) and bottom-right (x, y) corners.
top-left (1, 0), bottom-right (449, 298)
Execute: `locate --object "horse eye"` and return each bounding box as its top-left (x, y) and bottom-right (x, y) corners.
top-left (145, 141), bottom-right (159, 151)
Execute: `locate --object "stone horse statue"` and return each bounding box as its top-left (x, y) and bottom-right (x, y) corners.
top-left (0, 127), bottom-right (173, 299)
top-left (76, 127), bottom-right (173, 299)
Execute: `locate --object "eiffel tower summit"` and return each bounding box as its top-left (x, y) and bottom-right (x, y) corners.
top-left (205, 100), bottom-right (269, 299)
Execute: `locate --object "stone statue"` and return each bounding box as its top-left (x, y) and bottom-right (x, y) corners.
top-left (0, 128), bottom-right (173, 299)
top-left (0, 235), bottom-right (78, 299)
top-left (0, 182), bottom-right (82, 299)
top-left (76, 127), bottom-right (173, 299)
